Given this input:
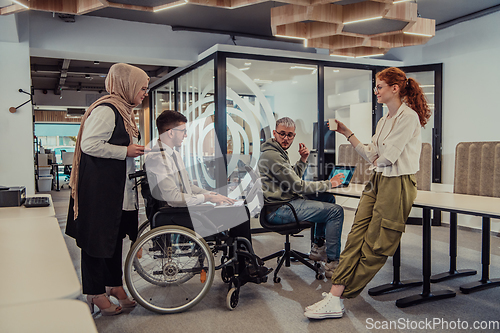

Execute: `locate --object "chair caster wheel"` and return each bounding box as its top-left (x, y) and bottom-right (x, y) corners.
top-left (273, 276), bottom-right (281, 283)
top-left (226, 287), bottom-right (239, 310)
top-left (316, 273), bottom-right (324, 280)
top-left (315, 262), bottom-right (321, 269)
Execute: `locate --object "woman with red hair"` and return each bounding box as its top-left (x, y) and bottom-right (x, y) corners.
top-left (305, 67), bottom-right (431, 319)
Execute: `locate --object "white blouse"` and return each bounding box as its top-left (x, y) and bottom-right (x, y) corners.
top-left (80, 105), bottom-right (138, 211)
top-left (144, 141), bottom-right (209, 207)
top-left (355, 103), bottom-right (422, 177)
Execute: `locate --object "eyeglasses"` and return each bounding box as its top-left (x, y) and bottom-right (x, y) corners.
top-left (276, 131), bottom-right (296, 139)
top-left (373, 84), bottom-right (389, 94)
top-left (171, 128), bottom-right (187, 135)
top-left (141, 87), bottom-right (150, 94)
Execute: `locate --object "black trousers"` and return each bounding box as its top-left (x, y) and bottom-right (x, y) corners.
top-left (81, 210), bottom-right (138, 295)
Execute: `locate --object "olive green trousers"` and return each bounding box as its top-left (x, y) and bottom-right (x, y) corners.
top-left (331, 172), bottom-right (417, 298)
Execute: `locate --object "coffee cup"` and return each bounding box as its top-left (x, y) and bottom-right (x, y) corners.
top-left (328, 119), bottom-right (338, 131)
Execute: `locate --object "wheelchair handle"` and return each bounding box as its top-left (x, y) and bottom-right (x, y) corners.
top-left (129, 170), bottom-right (146, 180)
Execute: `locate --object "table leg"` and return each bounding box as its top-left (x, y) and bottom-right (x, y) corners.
top-left (396, 208), bottom-right (455, 308)
top-left (460, 217), bottom-right (500, 293)
top-left (368, 243), bottom-right (422, 296)
top-left (430, 212), bottom-right (476, 282)
top-left (50, 164), bottom-right (60, 191)
top-left (55, 165), bottom-right (60, 191)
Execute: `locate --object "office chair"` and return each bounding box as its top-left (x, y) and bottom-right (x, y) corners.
top-left (244, 165), bottom-right (323, 283)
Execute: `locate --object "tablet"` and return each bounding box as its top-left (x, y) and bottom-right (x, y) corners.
top-left (328, 166), bottom-right (356, 188)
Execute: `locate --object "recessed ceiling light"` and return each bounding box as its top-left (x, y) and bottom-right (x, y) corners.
top-left (356, 53), bottom-right (384, 58)
top-left (290, 66), bottom-right (316, 71)
top-left (330, 54), bottom-right (355, 58)
top-left (275, 34), bottom-right (306, 41)
top-left (344, 16), bottom-right (382, 25)
top-left (12, 1), bottom-right (28, 9)
top-left (404, 31), bottom-right (433, 37)
top-left (153, 0), bottom-right (187, 12)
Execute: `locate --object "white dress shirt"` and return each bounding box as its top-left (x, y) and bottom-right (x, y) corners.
top-left (355, 103), bottom-right (422, 177)
top-left (80, 105), bottom-right (138, 210)
top-left (144, 141), bottom-right (209, 207)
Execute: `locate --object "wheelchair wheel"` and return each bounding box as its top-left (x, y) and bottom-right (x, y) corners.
top-left (124, 225), bottom-right (215, 314)
top-left (131, 225), bottom-right (199, 287)
top-left (137, 220), bottom-right (150, 238)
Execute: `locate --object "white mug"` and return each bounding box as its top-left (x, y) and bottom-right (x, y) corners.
top-left (328, 119), bottom-right (338, 131)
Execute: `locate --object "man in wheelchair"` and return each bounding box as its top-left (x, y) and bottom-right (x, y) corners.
top-left (143, 110), bottom-right (271, 283)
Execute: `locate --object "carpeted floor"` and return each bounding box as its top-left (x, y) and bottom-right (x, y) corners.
top-left (51, 188), bottom-right (500, 333)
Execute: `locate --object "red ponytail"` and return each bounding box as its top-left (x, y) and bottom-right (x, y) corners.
top-left (376, 67), bottom-right (431, 127)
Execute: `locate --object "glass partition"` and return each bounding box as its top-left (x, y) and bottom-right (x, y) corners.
top-left (226, 58), bottom-right (318, 191)
top-left (152, 60), bottom-right (217, 190)
top-left (406, 71), bottom-right (435, 146)
top-left (177, 60), bottom-right (216, 190)
top-left (152, 80), bottom-right (175, 142)
top-left (324, 67), bottom-right (373, 177)
top-left (149, 50), bottom-right (442, 195)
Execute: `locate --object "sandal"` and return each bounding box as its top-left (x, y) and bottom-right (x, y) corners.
top-left (86, 294), bottom-right (122, 316)
top-left (106, 286), bottom-right (136, 308)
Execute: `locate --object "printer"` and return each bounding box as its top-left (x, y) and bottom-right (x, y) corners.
top-left (0, 186), bottom-right (26, 207)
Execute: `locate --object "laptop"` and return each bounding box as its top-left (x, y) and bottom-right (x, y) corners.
top-left (328, 165), bottom-right (356, 188)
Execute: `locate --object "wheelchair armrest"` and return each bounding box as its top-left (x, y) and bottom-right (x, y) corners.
top-left (158, 206), bottom-right (190, 214)
top-left (157, 204), bottom-right (214, 213)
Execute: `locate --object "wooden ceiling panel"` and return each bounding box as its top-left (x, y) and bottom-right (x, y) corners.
top-left (270, 0), bottom-right (435, 57)
top-left (1, 0), bottom-right (437, 58)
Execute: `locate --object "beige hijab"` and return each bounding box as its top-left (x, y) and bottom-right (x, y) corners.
top-left (70, 63), bottom-right (150, 218)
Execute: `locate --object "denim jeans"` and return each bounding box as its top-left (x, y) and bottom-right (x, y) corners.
top-left (267, 192), bottom-right (344, 260)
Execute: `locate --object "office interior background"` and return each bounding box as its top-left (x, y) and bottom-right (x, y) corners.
top-left (2, 0), bottom-right (500, 233)
top-left (2, 2), bottom-right (500, 332)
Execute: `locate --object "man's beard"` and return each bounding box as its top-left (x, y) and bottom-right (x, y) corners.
top-left (279, 142), bottom-right (291, 150)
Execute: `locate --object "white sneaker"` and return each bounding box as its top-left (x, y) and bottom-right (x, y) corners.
top-left (305, 292), bottom-right (328, 312)
top-left (305, 292), bottom-right (344, 313)
top-left (324, 260), bottom-right (339, 278)
top-left (309, 243), bottom-right (327, 262)
top-left (304, 293), bottom-right (344, 319)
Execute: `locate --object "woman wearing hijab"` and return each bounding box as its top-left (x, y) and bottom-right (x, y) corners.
top-left (66, 63), bottom-right (149, 316)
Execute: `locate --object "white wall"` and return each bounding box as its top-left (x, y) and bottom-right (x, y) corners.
top-left (0, 13), bottom-right (35, 194)
top-left (387, 11), bottom-right (500, 232)
top-left (389, 10), bottom-right (500, 187)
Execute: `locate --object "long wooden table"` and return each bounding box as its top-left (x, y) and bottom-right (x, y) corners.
top-left (329, 184), bottom-right (500, 307)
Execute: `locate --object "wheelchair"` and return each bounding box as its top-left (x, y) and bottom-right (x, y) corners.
top-left (124, 170), bottom-right (270, 314)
